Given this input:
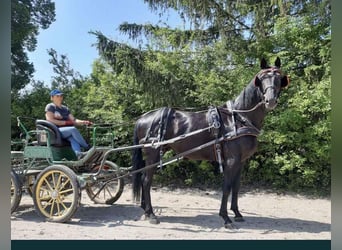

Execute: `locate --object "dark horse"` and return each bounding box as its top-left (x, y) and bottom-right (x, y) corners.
top-left (131, 57), bottom-right (289, 229)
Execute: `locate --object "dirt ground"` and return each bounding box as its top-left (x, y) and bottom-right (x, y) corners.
top-left (11, 184), bottom-right (330, 240)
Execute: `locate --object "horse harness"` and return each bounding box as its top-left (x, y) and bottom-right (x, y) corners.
top-left (141, 102), bottom-right (262, 173)
top-left (208, 101), bottom-right (261, 173)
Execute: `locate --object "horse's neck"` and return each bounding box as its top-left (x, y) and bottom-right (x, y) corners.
top-left (232, 81), bottom-right (266, 129)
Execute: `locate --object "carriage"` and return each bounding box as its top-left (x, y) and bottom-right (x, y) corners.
top-left (11, 117), bottom-right (125, 222)
top-left (11, 57), bottom-right (289, 228)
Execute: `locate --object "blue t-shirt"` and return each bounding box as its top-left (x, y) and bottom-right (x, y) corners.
top-left (45, 103), bottom-right (70, 121)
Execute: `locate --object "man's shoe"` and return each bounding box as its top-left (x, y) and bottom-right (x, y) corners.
top-left (77, 152), bottom-right (87, 160)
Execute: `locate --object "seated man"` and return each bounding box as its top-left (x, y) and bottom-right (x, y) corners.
top-left (45, 89), bottom-right (92, 159)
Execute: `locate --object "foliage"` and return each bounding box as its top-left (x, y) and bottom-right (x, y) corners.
top-left (11, 0), bottom-right (55, 97)
top-left (47, 48), bottom-right (85, 90)
top-left (11, 80), bottom-right (51, 139)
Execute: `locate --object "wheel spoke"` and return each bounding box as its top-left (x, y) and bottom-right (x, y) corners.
top-left (40, 194), bottom-right (52, 201)
top-left (42, 177), bottom-right (54, 192)
top-left (59, 187), bottom-right (74, 195)
top-left (38, 187), bottom-right (51, 194)
top-left (56, 173), bottom-right (63, 191)
top-left (59, 177), bottom-right (71, 190)
top-left (104, 186), bottom-right (114, 199)
top-left (58, 199), bottom-right (69, 210)
top-left (42, 198), bottom-right (54, 209)
top-left (49, 199), bottom-right (56, 217)
top-left (55, 199), bottom-right (62, 216)
top-left (51, 173), bottom-right (57, 189)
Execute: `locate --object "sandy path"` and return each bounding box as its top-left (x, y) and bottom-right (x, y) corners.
top-left (11, 185), bottom-right (330, 240)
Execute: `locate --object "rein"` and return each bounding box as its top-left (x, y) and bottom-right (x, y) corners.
top-left (226, 100), bottom-right (265, 113)
top-left (222, 100), bottom-right (264, 140)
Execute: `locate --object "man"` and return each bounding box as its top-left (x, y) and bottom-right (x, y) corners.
top-left (45, 89), bottom-right (92, 159)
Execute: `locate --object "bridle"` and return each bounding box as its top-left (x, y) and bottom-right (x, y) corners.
top-left (223, 66), bottom-right (286, 114)
top-left (256, 67), bottom-right (283, 98)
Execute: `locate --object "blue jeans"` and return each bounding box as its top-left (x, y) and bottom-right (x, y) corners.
top-left (59, 126), bottom-right (89, 156)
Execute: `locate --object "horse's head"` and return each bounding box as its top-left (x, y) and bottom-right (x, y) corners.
top-left (254, 57), bottom-right (289, 110)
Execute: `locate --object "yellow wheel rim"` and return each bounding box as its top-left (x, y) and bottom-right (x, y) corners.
top-left (35, 170), bottom-right (76, 219)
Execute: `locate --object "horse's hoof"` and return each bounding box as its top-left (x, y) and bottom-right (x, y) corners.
top-left (150, 218), bottom-right (160, 225)
top-left (149, 217), bottom-right (160, 224)
top-left (234, 216), bottom-right (245, 222)
top-left (143, 214), bottom-right (160, 224)
top-left (224, 222), bottom-right (239, 230)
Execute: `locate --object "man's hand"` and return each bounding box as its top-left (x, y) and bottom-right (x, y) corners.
top-left (83, 120), bottom-right (93, 126)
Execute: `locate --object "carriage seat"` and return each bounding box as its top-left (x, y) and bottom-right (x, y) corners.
top-left (35, 120), bottom-right (70, 147)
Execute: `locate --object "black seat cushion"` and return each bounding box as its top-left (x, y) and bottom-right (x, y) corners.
top-left (35, 120), bottom-right (70, 147)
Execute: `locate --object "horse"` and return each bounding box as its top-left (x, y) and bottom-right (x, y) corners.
top-left (131, 57), bottom-right (289, 229)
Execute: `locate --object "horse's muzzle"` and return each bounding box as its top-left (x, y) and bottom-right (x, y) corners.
top-left (265, 98), bottom-right (277, 110)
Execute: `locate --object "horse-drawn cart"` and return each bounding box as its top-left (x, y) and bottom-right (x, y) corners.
top-left (10, 115), bottom-right (226, 223)
top-left (11, 117), bottom-right (125, 222)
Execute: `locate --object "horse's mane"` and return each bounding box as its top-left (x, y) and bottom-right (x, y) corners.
top-left (234, 80), bottom-right (263, 109)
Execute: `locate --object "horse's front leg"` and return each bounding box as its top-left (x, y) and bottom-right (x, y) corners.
top-left (219, 146), bottom-right (242, 230)
top-left (219, 166), bottom-right (239, 229)
top-left (230, 165), bottom-right (244, 222)
top-left (219, 182), bottom-right (234, 228)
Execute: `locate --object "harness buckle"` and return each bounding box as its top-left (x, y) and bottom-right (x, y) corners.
top-left (208, 106), bottom-right (221, 135)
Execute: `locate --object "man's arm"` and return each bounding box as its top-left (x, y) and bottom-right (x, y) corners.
top-left (69, 114), bottom-right (92, 126)
top-left (46, 111), bottom-right (72, 126)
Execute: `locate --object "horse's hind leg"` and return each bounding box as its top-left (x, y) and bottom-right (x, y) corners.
top-left (140, 176), bottom-right (146, 210)
top-left (141, 149), bottom-right (160, 224)
top-left (230, 166), bottom-right (244, 222)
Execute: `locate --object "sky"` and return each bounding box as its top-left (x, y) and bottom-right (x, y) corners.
top-left (28, 0), bottom-right (185, 84)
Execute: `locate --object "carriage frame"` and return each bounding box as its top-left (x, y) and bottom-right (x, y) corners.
top-left (11, 116), bottom-right (126, 222)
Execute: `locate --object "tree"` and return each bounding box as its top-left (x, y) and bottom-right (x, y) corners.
top-left (11, 80), bottom-right (51, 141)
top-left (11, 0), bottom-right (55, 97)
top-left (48, 48), bottom-right (84, 90)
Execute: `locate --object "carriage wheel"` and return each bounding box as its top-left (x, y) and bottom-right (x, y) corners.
top-left (85, 161), bottom-right (124, 205)
top-left (32, 165), bottom-right (81, 223)
top-left (11, 170), bottom-right (22, 213)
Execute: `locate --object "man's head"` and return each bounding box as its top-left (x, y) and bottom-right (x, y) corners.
top-left (50, 89), bottom-right (64, 104)
top-left (50, 89), bottom-right (63, 96)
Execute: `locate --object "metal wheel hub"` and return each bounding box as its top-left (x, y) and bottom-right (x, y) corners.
top-left (51, 190), bottom-right (59, 200)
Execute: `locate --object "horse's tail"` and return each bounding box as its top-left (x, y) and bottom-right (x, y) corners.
top-left (132, 122), bottom-right (144, 204)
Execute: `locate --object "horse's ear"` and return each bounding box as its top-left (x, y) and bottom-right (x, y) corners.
top-left (260, 58), bottom-right (268, 69)
top-left (281, 75), bottom-right (290, 88)
top-left (275, 57), bottom-right (281, 68)
top-left (254, 76), bottom-right (262, 88)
